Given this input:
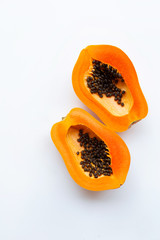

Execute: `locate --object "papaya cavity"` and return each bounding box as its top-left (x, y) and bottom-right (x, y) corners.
top-left (84, 58), bottom-right (134, 117)
top-left (67, 125), bottom-right (113, 178)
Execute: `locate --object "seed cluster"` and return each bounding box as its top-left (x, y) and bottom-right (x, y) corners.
top-left (87, 59), bottom-right (126, 106)
top-left (77, 129), bottom-right (113, 178)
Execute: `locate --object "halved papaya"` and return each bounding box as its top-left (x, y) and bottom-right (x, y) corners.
top-left (51, 108), bottom-right (130, 191)
top-left (72, 45), bottom-right (148, 132)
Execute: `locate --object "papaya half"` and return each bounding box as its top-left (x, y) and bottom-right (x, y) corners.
top-left (51, 108), bottom-right (130, 191)
top-left (72, 45), bottom-right (148, 132)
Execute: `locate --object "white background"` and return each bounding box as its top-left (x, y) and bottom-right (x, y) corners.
top-left (0, 0), bottom-right (159, 239)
